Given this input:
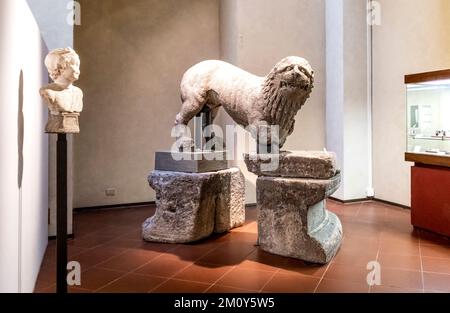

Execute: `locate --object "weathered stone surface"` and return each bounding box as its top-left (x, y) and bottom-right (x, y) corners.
top-left (45, 113), bottom-right (80, 134)
top-left (256, 173), bottom-right (342, 264)
top-left (214, 169), bottom-right (245, 233)
top-left (142, 168), bottom-right (245, 243)
top-left (244, 150), bottom-right (338, 179)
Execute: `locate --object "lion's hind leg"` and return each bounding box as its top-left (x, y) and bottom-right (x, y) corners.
top-left (174, 97), bottom-right (206, 126)
top-left (173, 97), bottom-right (207, 151)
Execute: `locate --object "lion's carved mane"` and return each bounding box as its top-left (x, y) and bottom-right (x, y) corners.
top-left (262, 65), bottom-right (314, 144)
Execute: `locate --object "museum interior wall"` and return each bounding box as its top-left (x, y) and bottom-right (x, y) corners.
top-left (26, 0), bottom-right (74, 49)
top-left (217, 0), bottom-right (327, 203)
top-left (341, 0), bottom-right (371, 201)
top-left (28, 0), bottom-right (450, 209)
top-left (26, 0), bottom-right (75, 236)
top-left (1, 0), bottom-right (450, 293)
top-left (73, 0), bottom-right (221, 208)
top-left (73, 0), bottom-right (327, 207)
top-left (0, 0), bottom-right (49, 292)
top-left (372, 0), bottom-right (450, 206)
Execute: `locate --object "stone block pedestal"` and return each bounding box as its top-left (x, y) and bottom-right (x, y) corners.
top-left (143, 167), bottom-right (245, 243)
top-left (245, 151), bottom-right (343, 264)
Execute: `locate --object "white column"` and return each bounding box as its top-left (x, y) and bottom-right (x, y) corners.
top-left (326, 0), bottom-right (371, 201)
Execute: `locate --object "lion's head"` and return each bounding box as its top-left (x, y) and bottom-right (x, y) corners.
top-left (272, 56), bottom-right (314, 92)
top-left (262, 56), bottom-right (314, 146)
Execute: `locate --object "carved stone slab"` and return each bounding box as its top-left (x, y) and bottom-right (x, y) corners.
top-left (244, 150), bottom-right (338, 179)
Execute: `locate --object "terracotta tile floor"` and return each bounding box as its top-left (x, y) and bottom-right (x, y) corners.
top-left (35, 200), bottom-right (450, 293)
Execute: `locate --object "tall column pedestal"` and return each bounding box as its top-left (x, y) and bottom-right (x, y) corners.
top-left (245, 151), bottom-right (343, 264)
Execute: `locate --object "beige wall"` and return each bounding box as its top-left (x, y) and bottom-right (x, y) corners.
top-left (74, 0), bottom-right (325, 207)
top-left (372, 0), bottom-right (450, 206)
top-left (74, 0), bottom-right (220, 207)
top-left (235, 0), bottom-right (326, 153)
top-left (219, 0), bottom-right (327, 203)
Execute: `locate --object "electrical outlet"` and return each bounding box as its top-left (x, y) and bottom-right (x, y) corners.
top-left (105, 188), bottom-right (116, 196)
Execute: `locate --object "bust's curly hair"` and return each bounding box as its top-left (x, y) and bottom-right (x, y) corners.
top-left (44, 47), bottom-right (80, 81)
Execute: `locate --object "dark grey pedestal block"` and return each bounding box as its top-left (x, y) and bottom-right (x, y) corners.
top-left (155, 150), bottom-right (228, 173)
top-left (245, 150), bottom-right (343, 264)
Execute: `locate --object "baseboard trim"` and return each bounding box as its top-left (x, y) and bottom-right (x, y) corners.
top-left (328, 196), bottom-right (410, 210)
top-left (75, 201), bottom-right (257, 212)
top-left (74, 201), bottom-right (155, 212)
top-left (328, 196), bottom-right (372, 204)
top-left (73, 198), bottom-right (410, 213)
top-left (372, 198), bottom-right (411, 210)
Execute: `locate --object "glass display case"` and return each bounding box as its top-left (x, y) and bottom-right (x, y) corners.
top-left (406, 70), bottom-right (450, 156)
top-left (405, 69), bottom-right (450, 238)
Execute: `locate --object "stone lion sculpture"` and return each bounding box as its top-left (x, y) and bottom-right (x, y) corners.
top-left (175, 56), bottom-right (314, 148)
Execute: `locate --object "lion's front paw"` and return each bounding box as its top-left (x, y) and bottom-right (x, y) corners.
top-left (177, 136), bottom-right (194, 152)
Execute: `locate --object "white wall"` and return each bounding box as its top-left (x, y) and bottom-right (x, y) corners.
top-left (0, 0), bottom-right (49, 293)
top-left (372, 0), bottom-right (450, 206)
top-left (26, 0), bottom-right (74, 50)
top-left (325, 0), bottom-right (345, 199)
top-left (219, 0), bottom-right (327, 203)
top-left (325, 0), bottom-right (370, 201)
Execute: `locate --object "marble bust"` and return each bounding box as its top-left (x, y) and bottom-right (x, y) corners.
top-left (40, 47), bottom-right (83, 133)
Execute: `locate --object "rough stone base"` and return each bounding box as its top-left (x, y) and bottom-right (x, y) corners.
top-left (142, 168), bottom-right (245, 243)
top-left (256, 172), bottom-right (343, 264)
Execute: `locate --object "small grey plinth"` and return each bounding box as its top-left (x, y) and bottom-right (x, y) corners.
top-left (155, 150), bottom-right (228, 173)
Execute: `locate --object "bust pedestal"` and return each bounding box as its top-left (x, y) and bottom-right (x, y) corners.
top-left (45, 112), bottom-right (80, 134)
